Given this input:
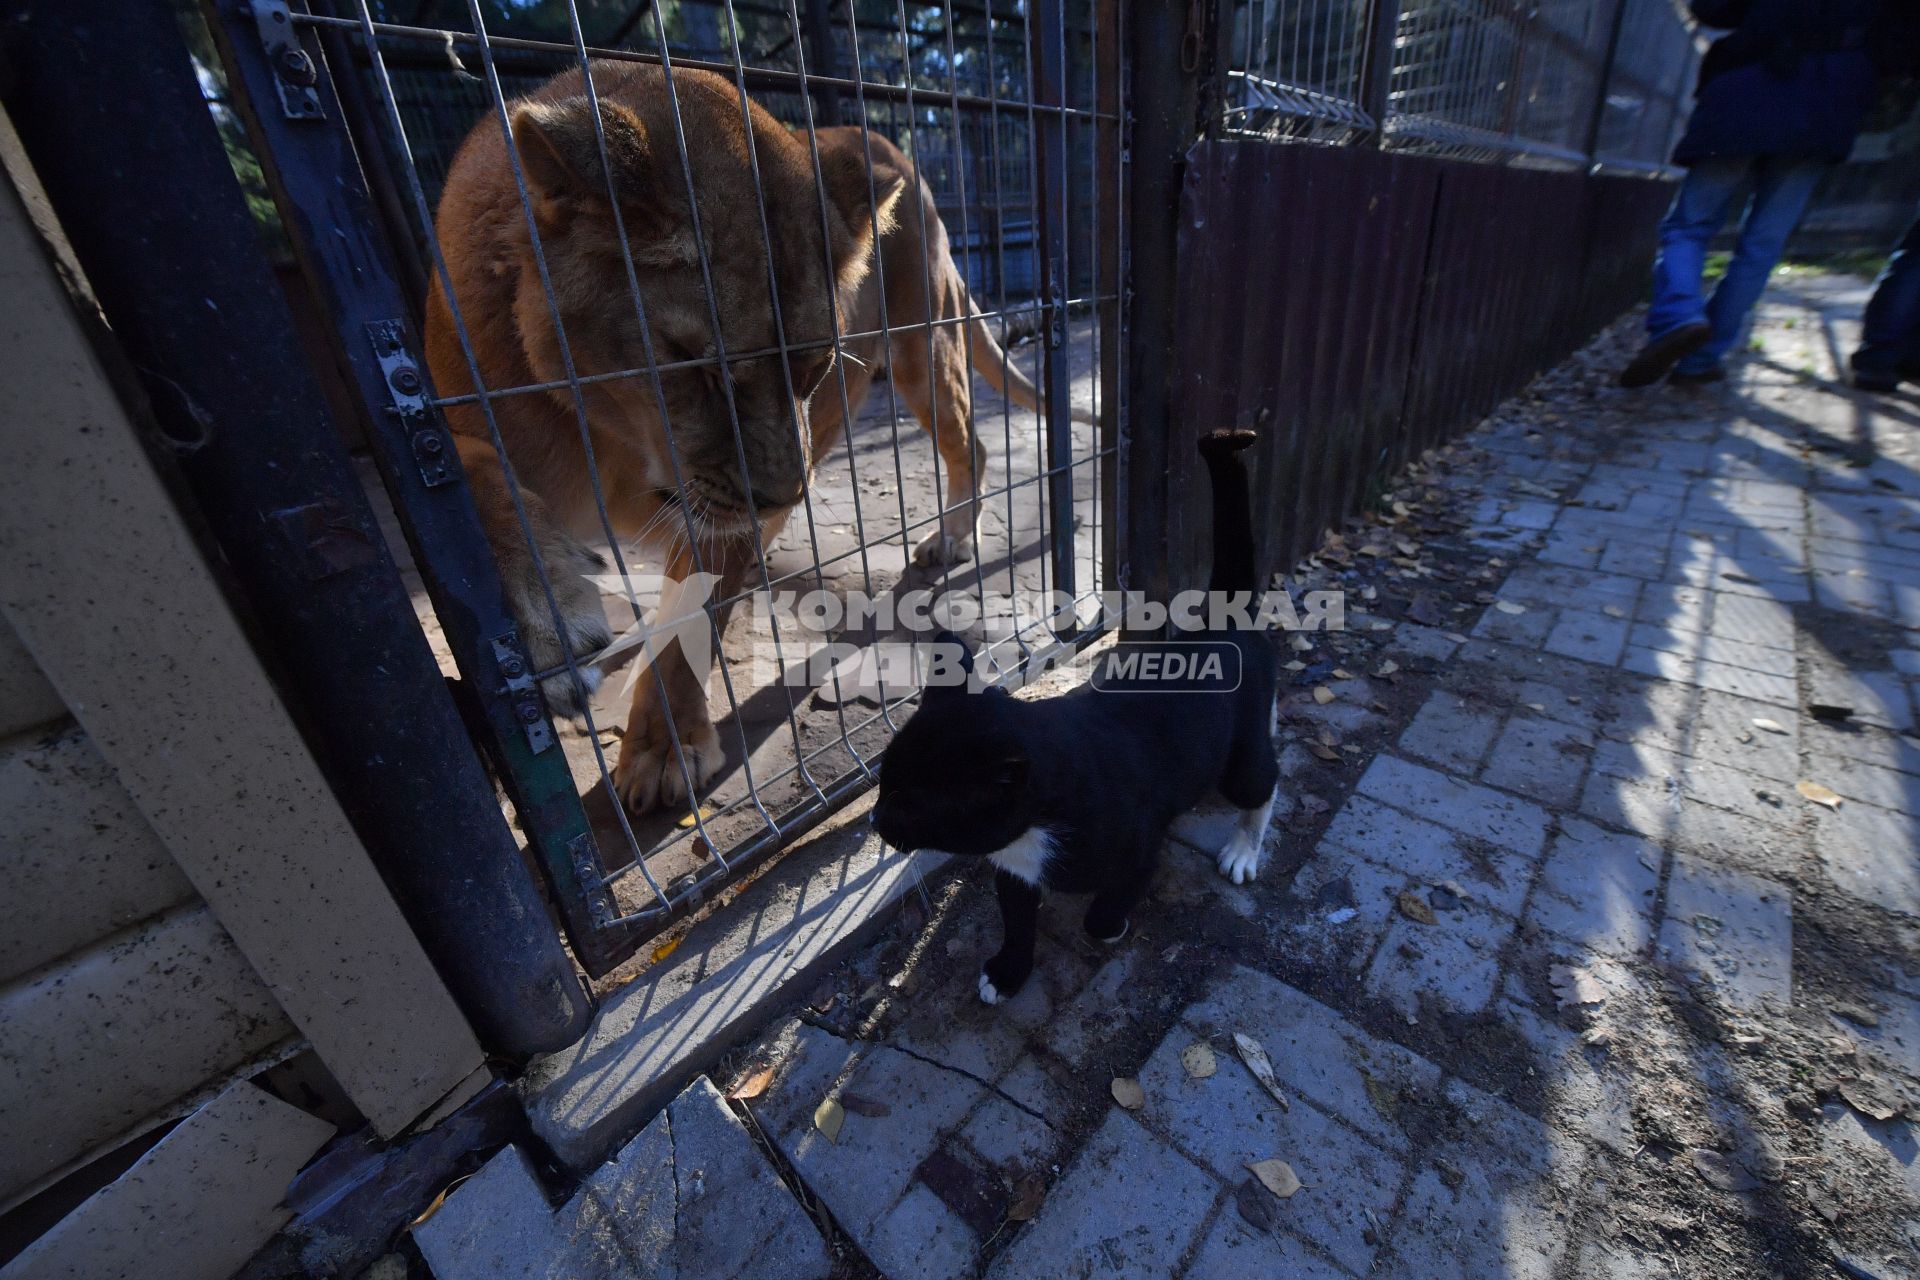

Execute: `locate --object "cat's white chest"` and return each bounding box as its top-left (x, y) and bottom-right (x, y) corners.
top-left (987, 828), bottom-right (1055, 886)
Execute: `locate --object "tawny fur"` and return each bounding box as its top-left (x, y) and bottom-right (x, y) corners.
top-left (427, 61), bottom-right (1067, 812)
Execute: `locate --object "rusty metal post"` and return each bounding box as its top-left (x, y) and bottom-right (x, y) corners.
top-left (1122, 0), bottom-right (1215, 623)
top-left (1359, 0), bottom-right (1402, 148)
top-left (1583, 0), bottom-right (1631, 162)
top-left (1032, 0), bottom-right (1077, 609)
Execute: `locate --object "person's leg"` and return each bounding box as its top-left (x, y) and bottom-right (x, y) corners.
top-left (1622, 159), bottom-right (1747, 387)
top-left (1852, 210), bottom-right (1920, 387)
top-left (1677, 156), bottom-right (1828, 375)
top-left (1648, 160), bottom-right (1747, 337)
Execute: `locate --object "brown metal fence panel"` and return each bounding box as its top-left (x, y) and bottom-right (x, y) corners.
top-left (1171, 139), bottom-right (1443, 577)
top-left (1170, 140), bottom-right (1680, 591)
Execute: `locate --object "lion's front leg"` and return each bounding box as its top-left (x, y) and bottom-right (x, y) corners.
top-left (610, 540), bottom-right (759, 813)
top-left (613, 633), bottom-right (725, 813)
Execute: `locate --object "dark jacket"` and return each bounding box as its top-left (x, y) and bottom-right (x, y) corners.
top-left (1673, 0), bottom-right (1882, 165)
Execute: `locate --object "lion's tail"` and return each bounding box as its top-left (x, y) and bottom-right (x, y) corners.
top-left (963, 300), bottom-right (1098, 427)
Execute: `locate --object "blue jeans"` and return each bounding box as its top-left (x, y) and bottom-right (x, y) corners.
top-left (1646, 155), bottom-right (1829, 374)
top-left (1853, 210), bottom-right (1920, 380)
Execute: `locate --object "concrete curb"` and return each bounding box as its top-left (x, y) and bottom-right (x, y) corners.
top-left (521, 795), bottom-right (946, 1171)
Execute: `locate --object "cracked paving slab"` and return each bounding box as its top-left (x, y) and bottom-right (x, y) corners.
top-left (414, 1078), bottom-right (828, 1280)
top-left (743, 1020), bottom-right (1002, 1280)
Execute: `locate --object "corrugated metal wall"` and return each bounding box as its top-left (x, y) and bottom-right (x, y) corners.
top-left (1166, 139), bottom-right (1672, 586)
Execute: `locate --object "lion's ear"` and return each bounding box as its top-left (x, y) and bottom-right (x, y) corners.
top-left (818, 143), bottom-right (909, 279)
top-left (510, 97), bottom-right (653, 202)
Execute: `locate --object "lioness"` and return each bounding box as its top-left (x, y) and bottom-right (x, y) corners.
top-left (427, 61), bottom-right (1073, 813)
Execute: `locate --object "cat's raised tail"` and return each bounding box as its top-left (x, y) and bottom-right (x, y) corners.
top-left (1198, 428), bottom-right (1259, 596)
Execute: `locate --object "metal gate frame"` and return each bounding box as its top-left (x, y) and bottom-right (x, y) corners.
top-left (200, 0), bottom-right (1127, 977)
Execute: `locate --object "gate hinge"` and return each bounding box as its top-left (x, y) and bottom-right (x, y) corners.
top-left (249, 0), bottom-right (324, 121)
top-left (491, 629), bottom-right (556, 754)
top-left (366, 320), bottom-right (456, 488)
top-left (1047, 282), bottom-right (1068, 350)
top-left (568, 833), bottom-right (617, 929)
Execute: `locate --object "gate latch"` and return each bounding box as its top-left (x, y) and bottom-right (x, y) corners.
top-left (491, 630), bottom-right (556, 754)
top-left (366, 320), bottom-right (456, 488)
top-left (249, 0), bottom-right (324, 121)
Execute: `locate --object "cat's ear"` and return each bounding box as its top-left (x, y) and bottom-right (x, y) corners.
top-left (922, 629), bottom-right (975, 697)
top-left (934, 629), bottom-right (975, 673)
top-left (996, 752), bottom-right (1029, 792)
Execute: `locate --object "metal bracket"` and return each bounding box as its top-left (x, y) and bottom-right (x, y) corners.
top-left (249, 0), bottom-right (324, 121)
top-left (568, 833), bottom-right (617, 929)
top-left (1046, 282), bottom-right (1068, 350)
top-left (366, 320), bottom-right (456, 488)
top-left (489, 630), bottom-right (555, 754)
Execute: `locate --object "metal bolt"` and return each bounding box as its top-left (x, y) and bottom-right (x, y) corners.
top-left (517, 700), bottom-right (543, 724)
top-left (499, 654), bottom-right (525, 678)
top-left (416, 432), bottom-right (444, 455)
top-left (276, 46), bottom-right (317, 86)
top-left (389, 366), bottom-right (422, 395)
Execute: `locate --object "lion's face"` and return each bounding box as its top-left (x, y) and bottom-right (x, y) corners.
top-left (504, 67), bottom-right (901, 542)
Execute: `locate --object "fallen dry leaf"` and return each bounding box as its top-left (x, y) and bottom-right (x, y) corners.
top-left (1182, 1041), bottom-right (1218, 1079)
top-left (1840, 1076), bottom-right (1903, 1122)
top-left (839, 1093), bottom-right (891, 1118)
top-left (1601, 604), bottom-right (1626, 619)
top-left (1288, 634), bottom-right (1314, 652)
top-left (1751, 717), bottom-right (1789, 735)
top-left (1396, 889), bottom-right (1437, 925)
top-left (1549, 963), bottom-right (1608, 1012)
top-left (650, 936), bottom-right (683, 965)
top-left (1110, 1077), bottom-right (1146, 1111)
top-left (1307, 742), bottom-right (1342, 762)
top-left (407, 1174), bottom-right (475, 1230)
top-left (1247, 1158), bottom-right (1303, 1199)
top-left (1494, 600), bottom-right (1527, 615)
top-left (728, 1066), bottom-right (776, 1101)
top-left (1006, 1175), bottom-right (1047, 1222)
top-left (813, 1097), bottom-right (845, 1143)
top-left (1331, 668), bottom-right (1355, 680)
top-left (1443, 632), bottom-right (1470, 644)
top-left (1284, 659), bottom-right (1307, 672)
top-left (1232, 1033), bottom-right (1291, 1111)
top-left (676, 805), bottom-right (716, 830)
top-left (1796, 780), bottom-right (1843, 810)
top-left (1689, 1149), bottom-right (1760, 1192)
top-left (1312, 686), bottom-right (1336, 705)
top-left (1235, 1177), bottom-right (1280, 1232)
top-left (1374, 659), bottom-right (1400, 677)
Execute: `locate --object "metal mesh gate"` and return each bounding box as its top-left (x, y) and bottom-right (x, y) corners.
top-left (203, 0), bottom-right (1124, 974)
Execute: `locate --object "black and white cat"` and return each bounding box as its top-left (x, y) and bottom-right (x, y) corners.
top-left (871, 429), bottom-right (1279, 1003)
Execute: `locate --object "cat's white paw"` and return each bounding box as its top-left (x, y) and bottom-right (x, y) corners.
top-left (1217, 836), bottom-right (1262, 885)
top-left (977, 972), bottom-right (1005, 1005)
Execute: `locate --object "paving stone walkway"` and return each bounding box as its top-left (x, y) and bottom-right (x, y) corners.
top-left (712, 274), bottom-right (1920, 1280)
top-left (419, 276), bottom-right (1920, 1279)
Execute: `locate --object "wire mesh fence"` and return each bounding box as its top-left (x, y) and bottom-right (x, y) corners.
top-left (198, 0), bottom-right (1691, 978)
top-left (1219, 0), bottom-right (1698, 170)
top-left (203, 0), bottom-right (1121, 970)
